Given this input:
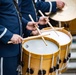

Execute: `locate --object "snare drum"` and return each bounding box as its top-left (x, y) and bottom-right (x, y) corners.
top-left (22, 37), bottom-right (60, 75)
top-left (41, 27), bottom-right (72, 73)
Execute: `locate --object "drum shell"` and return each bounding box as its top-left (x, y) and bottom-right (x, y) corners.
top-left (41, 27), bottom-right (72, 73)
top-left (22, 37), bottom-right (60, 75)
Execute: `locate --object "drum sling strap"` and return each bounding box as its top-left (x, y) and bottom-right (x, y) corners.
top-left (13, 0), bottom-right (22, 21)
top-left (13, 0), bottom-right (23, 75)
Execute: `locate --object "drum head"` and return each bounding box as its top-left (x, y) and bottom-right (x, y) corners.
top-left (41, 28), bottom-right (72, 45)
top-left (23, 39), bottom-right (58, 55)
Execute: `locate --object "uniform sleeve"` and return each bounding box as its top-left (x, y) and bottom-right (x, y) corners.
top-left (35, 1), bottom-right (57, 13)
top-left (18, 0), bottom-right (32, 37)
top-left (22, 17), bottom-right (28, 27)
top-left (23, 29), bottom-right (32, 37)
top-left (0, 25), bottom-right (13, 44)
top-left (36, 1), bottom-right (50, 13)
top-left (18, 0), bottom-right (29, 29)
top-left (22, 18), bottom-right (32, 37)
top-left (51, 2), bottom-right (57, 13)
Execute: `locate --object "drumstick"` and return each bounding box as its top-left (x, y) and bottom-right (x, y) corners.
top-left (38, 10), bottom-right (59, 36)
top-left (8, 33), bottom-right (49, 44)
top-left (29, 14), bottom-right (47, 46)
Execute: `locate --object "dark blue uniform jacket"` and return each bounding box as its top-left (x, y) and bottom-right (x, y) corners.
top-left (35, 0), bottom-right (57, 13)
top-left (0, 0), bottom-right (28, 57)
top-left (19, 0), bottom-right (37, 37)
top-left (19, 0), bottom-right (57, 37)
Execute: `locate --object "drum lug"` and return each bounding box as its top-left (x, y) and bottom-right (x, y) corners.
top-left (67, 53), bottom-right (71, 60)
top-left (59, 59), bottom-right (61, 63)
top-left (49, 68), bottom-right (54, 73)
top-left (56, 64), bottom-right (59, 69)
top-left (53, 66), bottom-right (56, 71)
top-left (68, 53), bottom-right (71, 58)
top-left (63, 58), bottom-right (67, 63)
top-left (26, 68), bottom-right (34, 74)
top-left (38, 70), bottom-right (46, 75)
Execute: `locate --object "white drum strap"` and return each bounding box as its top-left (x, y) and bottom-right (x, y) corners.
top-left (69, 44), bottom-right (72, 58)
top-left (52, 55), bottom-right (54, 75)
top-left (59, 49), bottom-right (61, 62)
top-left (25, 53), bottom-right (31, 75)
top-left (56, 56), bottom-right (59, 75)
top-left (59, 21), bottom-right (62, 28)
top-left (64, 45), bottom-right (69, 67)
top-left (52, 55), bottom-right (54, 69)
top-left (56, 48), bottom-right (61, 75)
top-left (28, 53), bottom-right (31, 69)
top-left (56, 68), bottom-right (58, 75)
top-left (40, 56), bottom-right (43, 75)
top-left (0, 57), bottom-right (3, 75)
top-left (26, 53), bottom-right (31, 75)
top-left (57, 49), bottom-right (61, 71)
top-left (61, 45), bottom-right (69, 70)
top-left (65, 45), bottom-right (69, 59)
top-left (65, 45), bottom-right (69, 58)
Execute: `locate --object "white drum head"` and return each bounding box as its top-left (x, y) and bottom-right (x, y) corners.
top-left (23, 39), bottom-right (59, 55)
top-left (42, 31), bottom-right (71, 45)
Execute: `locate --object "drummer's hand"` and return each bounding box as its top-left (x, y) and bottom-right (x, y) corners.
top-left (38, 16), bottom-right (49, 25)
top-left (31, 30), bottom-right (39, 36)
top-left (26, 21), bottom-right (38, 31)
top-left (10, 34), bottom-right (23, 44)
top-left (56, 0), bottom-right (65, 9)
